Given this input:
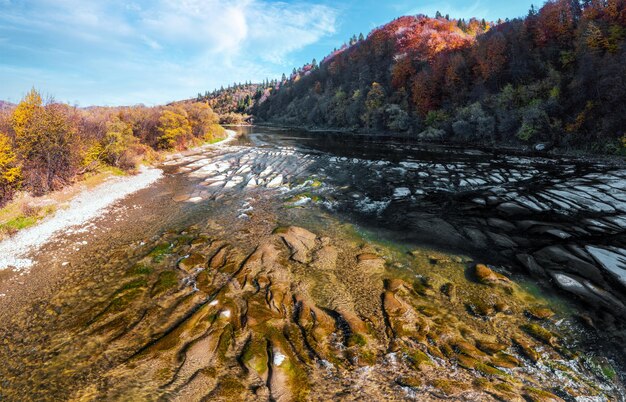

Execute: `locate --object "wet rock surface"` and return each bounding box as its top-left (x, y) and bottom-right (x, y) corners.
top-left (169, 128), bottom-right (626, 322)
top-left (1, 127), bottom-right (625, 400)
top-left (1, 221), bottom-right (622, 401)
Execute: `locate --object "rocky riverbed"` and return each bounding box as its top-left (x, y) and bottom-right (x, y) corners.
top-left (0, 127), bottom-right (624, 401)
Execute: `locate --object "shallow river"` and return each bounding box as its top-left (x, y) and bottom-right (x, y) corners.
top-left (0, 127), bottom-right (625, 401)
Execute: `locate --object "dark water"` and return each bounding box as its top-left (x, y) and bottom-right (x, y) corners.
top-left (240, 127), bottom-right (626, 316)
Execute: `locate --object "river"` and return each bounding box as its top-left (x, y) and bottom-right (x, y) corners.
top-left (0, 126), bottom-right (624, 401)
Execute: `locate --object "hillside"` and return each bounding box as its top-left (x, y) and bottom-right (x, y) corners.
top-left (251, 1), bottom-right (626, 154)
top-left (192, 83), bottom-right (271, 124)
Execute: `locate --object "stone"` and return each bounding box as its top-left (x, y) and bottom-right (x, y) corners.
top-left (383, 291), bottom-right (406, 316)
top-left (497, 202), bottom-right (530, 216)
top-left (209, 247), bottom-right (228, 270)
top-left (476, 340), bottom-right (507, 355)
top-left (516, 254), bottom-right (546, 277)
top-left (356, 253), bottom-right (386, 273)
top-left (585, 246), bottom-right (626, 288)
top-left (521, 324), bottom-right (558, 347)
top-left (395, 375), bottom-right (421, 388)
top-left (491, 352), bottom-right (520, 368)
top-left (276, 226), bottom-right (318, 264)
top-left (311, 245), bottom-right (338, 270)
top-left (526, 307), bottom-right (554, 320)
top-left (487, 232), bottom-right (518, 248)
top-left (473, 264), bottom-right (511, 287)
top-left (486, 218), bottom-right (516, 232)
top-left (466, 299), bottom-right (496, 318)
top-left (440, 283), bottom-right (456, 302)
top-left (464, 227), bottom-right (489, 248)
top-left (513, 337), bottom-right (540, 363)
top-left (549, 272), bottom-right (604, 305)
top-left (535, 246), bottom-right (604, 284)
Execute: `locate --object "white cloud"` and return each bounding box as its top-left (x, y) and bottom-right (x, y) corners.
top-left (0, 0), bottom-right (339, 105)
top-left (246, 2), bottom-right (337, 63)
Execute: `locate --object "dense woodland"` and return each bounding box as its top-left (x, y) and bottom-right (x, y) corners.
top-left (248, 0), bottom-right (626, 154)
top-left (194, 82), bottom-right (274, 125)
top-left (0, 89), bottom-right (224, 206)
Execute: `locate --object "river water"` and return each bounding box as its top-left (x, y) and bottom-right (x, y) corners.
top-left (0, 126), bottom-right (624, 401)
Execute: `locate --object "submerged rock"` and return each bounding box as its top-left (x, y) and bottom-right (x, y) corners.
top-left (178, 253), bottom-right (206, 273)
top-left (473, 264), bottom-right (512, 287)
top-left (3, 221), bottom-right (622, 401)
top-left (275, 226), bottom-right (317, 263)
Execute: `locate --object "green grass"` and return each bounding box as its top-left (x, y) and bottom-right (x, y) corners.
top-left (0, 215), bottom-right (38, 231)
top-left (207, 136), bottom-right (228, 144)
top-left (0, 204), bottom-right (56, 236)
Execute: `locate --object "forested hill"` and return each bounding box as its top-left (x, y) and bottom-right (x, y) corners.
top-left (191, 82), bottom-right (276, 125)
top-left (251, 1), bottom-right (626, 154)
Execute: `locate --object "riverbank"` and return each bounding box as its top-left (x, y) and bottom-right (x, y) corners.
top-left (0, 166), bottom-right (163, 271)
top-left (255, 122), bottom-right (626, 166)
top-left (0, 129), bottom-right (237, 272)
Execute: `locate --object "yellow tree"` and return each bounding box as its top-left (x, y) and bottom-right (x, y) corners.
top-left (102, 115), bottom-right (139, 167)
top-left (15, 102), bottom-right (78, 193)
top-left (157, 107), bottom-right (192, 150)
top-left (185, 102), bottom-right (224, 142)
top-left (0, 133), bottom-right (21, 204)
top-left (363, 82), bottom-right (386, 129)
top-left (12, 88), bottom-right (43, 140)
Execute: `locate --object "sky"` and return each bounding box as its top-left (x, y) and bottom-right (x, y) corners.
top-left (0, 0), bottom-right (539, 106)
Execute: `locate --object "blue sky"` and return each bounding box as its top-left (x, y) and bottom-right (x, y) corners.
top-left (0, 0), bottom-right (538, 106)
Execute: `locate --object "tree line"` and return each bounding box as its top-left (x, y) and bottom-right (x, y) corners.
top-left (0, 89), bottom-right (225, 206)
top-left (252, 0), bottom-right (626, 154)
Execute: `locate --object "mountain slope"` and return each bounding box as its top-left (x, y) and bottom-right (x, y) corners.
top-left (252, 1), bottom-right (626, 154)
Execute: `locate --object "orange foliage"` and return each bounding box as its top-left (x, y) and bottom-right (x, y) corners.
top-left (474, 31), bottom-right (508, 83)
top-left (391, 57), bottom-right (416, 90)
top-left (412, 70), bottom-right (440, 115)
top-left (534, 0), bottom-right (578, 46)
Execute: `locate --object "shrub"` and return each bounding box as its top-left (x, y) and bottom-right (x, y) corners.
top-left (157, 107), bottom-right (192, 150)
top-left (0, 133), bottom-right (21, 206)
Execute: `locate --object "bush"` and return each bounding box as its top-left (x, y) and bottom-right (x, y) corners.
top-left (385, 104), bottom-right (410, 131)
top-left (15, 101), bottom-right (80, 194)
top-left (219, 112), bottom-right (247, 125)
top-left (0, 133), bottom-right (21, 206)
top-left (157, 107), bottom-right (192, 150)
top-left (452, 120), bottom-right (473, 138)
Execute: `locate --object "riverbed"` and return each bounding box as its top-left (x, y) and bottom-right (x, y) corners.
top-left (0, 126), bottom-right (624, 401)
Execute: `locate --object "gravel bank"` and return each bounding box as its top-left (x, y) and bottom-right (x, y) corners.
top-left (0, 166), bottom-right (163, 271)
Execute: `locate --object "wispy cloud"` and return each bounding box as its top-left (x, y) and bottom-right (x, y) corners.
top-left (0, 0), bottom-right (339, 105)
